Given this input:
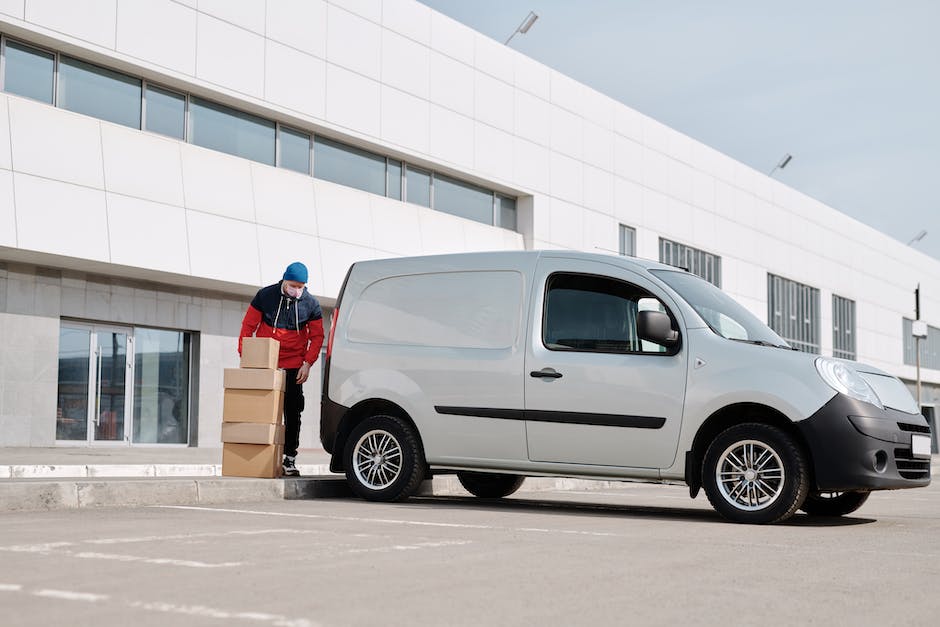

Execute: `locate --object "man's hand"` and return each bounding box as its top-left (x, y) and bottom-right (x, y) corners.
top-left (296, 362), bottom-right (311, 384)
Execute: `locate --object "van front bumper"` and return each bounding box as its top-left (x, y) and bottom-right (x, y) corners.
top-left (797, 394), bottom-right (932, 492)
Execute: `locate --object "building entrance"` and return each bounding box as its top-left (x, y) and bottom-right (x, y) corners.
top-left (56, 322), bottom-right (193, 445)
top-left (56, 323), bottom-right (132, 444)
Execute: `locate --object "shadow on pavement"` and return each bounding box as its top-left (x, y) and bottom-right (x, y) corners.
top-left (405, 494), bottom-right (877, 527)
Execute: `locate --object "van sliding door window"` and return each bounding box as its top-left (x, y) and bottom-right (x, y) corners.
top-left (543, 273), bottom-right (671, 354)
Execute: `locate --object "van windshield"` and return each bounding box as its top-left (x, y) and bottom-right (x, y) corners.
top-left (650, 270), bottom-right (791, 348)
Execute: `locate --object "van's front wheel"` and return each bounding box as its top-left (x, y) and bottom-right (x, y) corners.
top-left (702, 423), bottom-right (809, 524)
top-left (344, 415), bottom-right (425, 502)
top-left (457, 472), bottom-right (525, 498)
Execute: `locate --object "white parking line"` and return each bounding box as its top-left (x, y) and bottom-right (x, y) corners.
top-left (34, 589), bottom-right (108, 603)
top-left (347, 540), bottom-right (473, 554)
top-left (126, 601), bottom-right (317, 626)
top-left (155, 505), bottom-right (622, 538)
top-left (0, 543), bottom-right (244, 569)
top-left (73, 552), bottom-right (243, 569)
top-left (85, 528), bottom-right (312, 545)
top-left (0, 584), bottom-right (316, 626)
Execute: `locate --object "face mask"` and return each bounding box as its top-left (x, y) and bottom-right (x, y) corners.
top-left (285, 285), bottom-right (304, 299)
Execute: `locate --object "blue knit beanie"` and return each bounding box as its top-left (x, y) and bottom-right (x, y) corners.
top-left (282, 262), bottom-right (308, 283)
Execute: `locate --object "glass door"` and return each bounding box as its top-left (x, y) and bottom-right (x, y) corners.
top-left (57, 323), bottom-right (134, 444)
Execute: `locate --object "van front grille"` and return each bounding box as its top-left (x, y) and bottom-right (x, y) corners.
top-left (894, 448), bottom-right (931, 480)
top-left (897, 422), bottom-right (931, 434)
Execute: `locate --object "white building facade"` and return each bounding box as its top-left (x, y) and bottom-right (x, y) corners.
top-left (0, 0), bottom-right (937, 449)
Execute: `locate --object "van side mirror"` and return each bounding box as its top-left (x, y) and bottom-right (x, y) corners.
top-left (637, 310), bottom-right (679, 347)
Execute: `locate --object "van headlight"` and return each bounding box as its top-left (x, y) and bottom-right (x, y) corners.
top-left (815, 357), bottom-right (883, 410)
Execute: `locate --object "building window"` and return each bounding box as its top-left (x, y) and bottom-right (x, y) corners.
top-left (277, 125), bottom-right (311, 175)
top-left (133, 328), bottom-right (191, 445)
top-left (387, 159), bottom-right (403, 200)
top-left (434, 173), bottom-right (493, 224)
top-left (1, 39), bottom-right (54, 104)
top-left (619, 224), bottom-right (636, 257)
top-left (314, 136), bottom-right (387, 196)
top-left (0, 34), bottom-right (519, 231)
top-left (189, 97), bottom-right (275, 165)
top-left (832, 295), bottom-right (856, 360)
top-left (659, 238), bottom-right (721, 286)
top-left (58, 56), bottom-right (142, 129)
top-left (405, 165), bottom-right (431, 208)
top-left (768, 274), bottom-right (820, 354)
top-left (903, 318), bottom-right (940, 370)
top-left (498, 195), bottom-right (517, 230)
top-left (144, 84), bottom-right (185, 140)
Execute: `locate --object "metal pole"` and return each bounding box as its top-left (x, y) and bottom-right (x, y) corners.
top-left (915, 284), bottom-right (922, 408)
top-left (916, 336), bottom-right (922, 408)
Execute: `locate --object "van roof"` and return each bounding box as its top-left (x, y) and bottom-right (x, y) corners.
top-left (362, 250), bottom-right (687, 274)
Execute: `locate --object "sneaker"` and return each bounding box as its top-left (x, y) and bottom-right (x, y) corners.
top-left (282, 456), bottom-right (300, 477)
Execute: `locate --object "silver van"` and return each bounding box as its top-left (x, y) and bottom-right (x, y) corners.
top-left (321, 251), bottom-right (931, 523)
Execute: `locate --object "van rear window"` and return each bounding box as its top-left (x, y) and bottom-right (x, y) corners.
top-left (346, 271), bottom-right (523, 349)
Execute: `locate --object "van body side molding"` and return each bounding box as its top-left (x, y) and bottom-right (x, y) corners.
top-left (434, 406), bottom-right (666, 429)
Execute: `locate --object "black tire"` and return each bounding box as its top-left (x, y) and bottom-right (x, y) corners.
top-left (702, 423), bottom-right (809, 524)
top-left (800, 490), bottom-right (870, 517)
top-left (456, 472), bottom-right (525, 498)
top-left (343, 415), bottom-right (425, 502)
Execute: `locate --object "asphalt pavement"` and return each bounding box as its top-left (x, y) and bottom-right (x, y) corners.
top-left (1, 480), bottom-right (939, 626)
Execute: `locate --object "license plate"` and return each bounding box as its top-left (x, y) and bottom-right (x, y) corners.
top-left (911, 434), bottom-right (932, 458)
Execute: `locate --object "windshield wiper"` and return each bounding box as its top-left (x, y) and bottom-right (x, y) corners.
top-left (728, 338), bottom-right (795, 350)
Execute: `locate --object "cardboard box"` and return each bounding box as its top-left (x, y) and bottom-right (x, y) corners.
top-left (241, 337), bottom-right (280, 369)
top-left (221, 422), bottom-right (285, 445)
top-left (222, 442), bottom-right (283, 478)
top-left (223, 368), bottom-right (285, 392)
top-left (222, 389), bottom-right (284, 423)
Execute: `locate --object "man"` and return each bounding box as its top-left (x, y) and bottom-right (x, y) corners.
top-left (239, 262), bottom-right (324, 476)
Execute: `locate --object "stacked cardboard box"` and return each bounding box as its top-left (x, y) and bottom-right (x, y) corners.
top-left (221, 337), bottom-right (286, 478)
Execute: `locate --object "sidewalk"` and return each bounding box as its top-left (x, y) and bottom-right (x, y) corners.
top-left (0, 446), bottom-right (345, 513)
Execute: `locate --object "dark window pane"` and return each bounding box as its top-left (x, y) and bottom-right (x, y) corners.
top-left (144, 85), bottom-right (185, 139)
top-left (387, 159), bottom-right (402, 200)
top-left (433, 173), bottom-right (491, 223)
top-left (659, 237), bottom-right (721, 287)
top-left (190, 97), bottom-right (275, 165)
top-left (314, 136), bottom-right (386, 195)
top-left (619, 224), bottom-right (636, 256)
top-left (543, 273), bottom-right (670, 354)
top-left (58, 56), bottom-right (141, 128)
top-left (56, 326), bottom-right (90, 441)
top-left (279, 126), bottom-right (310, 174)
top-left (498, 195), bottom-right (517, 230)
top-left (405, 166), bottom-right (431, 207)
top-left (133, 328), bottom-right (191, 444)
top-left (3, 40), bottom-right (54, 103)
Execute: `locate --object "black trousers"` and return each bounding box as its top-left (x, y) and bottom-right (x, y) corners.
top-left (283, 368), bottom-right (304, 458)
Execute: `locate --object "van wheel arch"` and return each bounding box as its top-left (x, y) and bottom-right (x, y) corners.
top-left (686, 403), bottom-right (814, 499)
top-left (331, 399), bottom-right (426, 473)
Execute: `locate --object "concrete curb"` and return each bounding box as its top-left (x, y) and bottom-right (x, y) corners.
top-left (0, 477), bottom-right (353, 513)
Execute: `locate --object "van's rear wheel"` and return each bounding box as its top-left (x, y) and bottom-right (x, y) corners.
top-left (800, 490), bottom-right (870, 516)
top-left (702, 423), bottom-right (809, 524)
top-left (344, 415), bottom-right (425, 502)
top-left (457, 472), bottom-right (525, 498)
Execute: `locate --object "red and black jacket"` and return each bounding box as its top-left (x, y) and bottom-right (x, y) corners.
top-left (239, 282), bottom-right (324, 369)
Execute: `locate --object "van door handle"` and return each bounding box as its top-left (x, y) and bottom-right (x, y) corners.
top-left (530, 369), bottom-right (563, 379)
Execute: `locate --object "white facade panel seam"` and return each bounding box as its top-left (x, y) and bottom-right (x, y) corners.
top-left (4, 95), bottom-right (14, 245)
top-left (97, 122), bottom-right (113, 263)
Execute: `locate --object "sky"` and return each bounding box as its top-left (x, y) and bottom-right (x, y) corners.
top-left (419, 0), bottom-right (940, 261)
